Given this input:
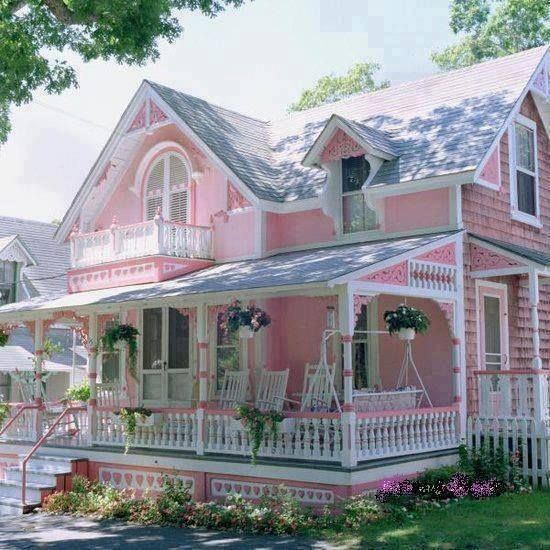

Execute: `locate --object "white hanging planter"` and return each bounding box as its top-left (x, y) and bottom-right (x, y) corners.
top-left (398, 328), bottom-right (416, 341)
top-left (239, 326), bottom-right (254, 339)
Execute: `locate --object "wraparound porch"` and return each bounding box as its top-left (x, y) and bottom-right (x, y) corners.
top-left (0, 231), bottom-right (465, 470)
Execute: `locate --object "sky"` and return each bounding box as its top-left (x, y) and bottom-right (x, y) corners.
top-left (0, 0), bottom-right (454, 224)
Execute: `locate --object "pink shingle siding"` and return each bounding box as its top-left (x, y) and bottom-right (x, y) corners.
top-left (463, 93), bottom-right (550, 410)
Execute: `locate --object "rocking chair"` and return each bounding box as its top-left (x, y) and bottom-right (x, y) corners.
top-left (255, 369), bottom-right (289, 412)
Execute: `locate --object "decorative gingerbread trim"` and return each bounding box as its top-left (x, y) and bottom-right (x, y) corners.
top-left (127, 102), bottom-right (147, 132)
top-left (470, 244), bottom-right (524, 271)
top-left (149, 100), bottom-right (168, 125)
top-left (353, 294), bottom-right (377, 323)
top-left (414, 243), bottom-right (456, 265)
top-left (227, 183), bottom-right (251, 211)
top-left (361, 261), bottom-right (408, 286)
top-left (321, 129), bottom-right (365, 163)
top-left (435, 301), bottom-right (455, 335)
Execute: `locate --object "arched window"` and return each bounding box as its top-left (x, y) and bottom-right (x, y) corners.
top-left (144, 152), bottom-right (191, 223)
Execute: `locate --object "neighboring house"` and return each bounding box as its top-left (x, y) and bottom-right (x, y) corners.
top-left (0, 46), bottom-right (549, 510)
top-left (0, 217), bottom-right (86, 402)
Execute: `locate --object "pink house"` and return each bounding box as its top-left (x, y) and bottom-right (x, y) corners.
top-left (0, 45), bottom-right (549, 513)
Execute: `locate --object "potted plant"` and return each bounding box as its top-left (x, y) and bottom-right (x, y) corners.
top-left (234, 404), bottom-right (284, 465)
top-left (101, 323), bottom-right (139, 379)
top-left (63, 380), bottom-right (90, 406)
top-left (384, 304), bottom-right (430, 340)
top-left (0, 329), bottom-right (9, 347)
top-left (0, 402), bottom-right (10, 428)
top-left (224, 301), bottom-right (271, 339)
top-left (115, 407), bottom-right (153, 454)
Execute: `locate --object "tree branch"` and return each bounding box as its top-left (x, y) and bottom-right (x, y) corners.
top-left (41, 0), bottom-right (80, 24)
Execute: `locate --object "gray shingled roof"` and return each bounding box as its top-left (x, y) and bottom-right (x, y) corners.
top-left (0, 217), bottom-right (69, 296)
top-left (150, 46), bottom-right (546, 202)
top-left (0, 231), bottom-right (457, 317)
top-left (470, 234), bottom-right (550, 266)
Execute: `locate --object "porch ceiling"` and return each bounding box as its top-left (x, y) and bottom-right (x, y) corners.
top-left (0, 231), bottom-right (457, 319)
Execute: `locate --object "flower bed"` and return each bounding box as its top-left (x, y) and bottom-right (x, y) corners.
top-left (42, 445), bottom-right (528, 536)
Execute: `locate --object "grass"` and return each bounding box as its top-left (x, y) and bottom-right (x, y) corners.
top-left (318, 491), bottom-right (550, 549)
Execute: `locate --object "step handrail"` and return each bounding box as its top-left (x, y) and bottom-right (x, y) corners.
top-left (21, 405), bottom-right (86, 505)
top-left (0, 403), bottom-right (40, 440)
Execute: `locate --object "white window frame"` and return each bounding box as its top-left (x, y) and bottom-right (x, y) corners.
top-left (339, 155), bottom-right (381, 236)
top-left (142, 151), bottom-right (192, 223)
top-left (509, 114), bottom-right (541, 228)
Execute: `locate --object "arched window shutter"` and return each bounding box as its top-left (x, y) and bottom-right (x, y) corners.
top-left (143, 152), bottom-right (191, 223)
top-left (145, 159), bottom-right (165, 220)
top-left (168, 155), bottom-right (190, 224)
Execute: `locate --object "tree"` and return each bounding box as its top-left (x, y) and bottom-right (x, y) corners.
top-left (288, 62), bottom-right (389, 112)
top-left (433, 0), bottom-right (550, 71)
top-left (0, 0), bottom-right (245, 144)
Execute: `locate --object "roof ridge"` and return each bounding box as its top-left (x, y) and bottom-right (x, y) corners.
top-left (0, 215), bottom-right (58, 228)
top-left (273, 45), bottom-right (549, 124)
top-left (146, 80), bottom-right (270, 125)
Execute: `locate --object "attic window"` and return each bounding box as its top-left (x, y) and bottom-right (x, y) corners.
top-left (342, 156), bottom-right (376, 234)
top-left (144, 152), bottom-right (191, 223)
top-left (0, 262), bottom-right (17, 305)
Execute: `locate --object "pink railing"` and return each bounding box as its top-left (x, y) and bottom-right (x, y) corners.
top-left (21, 406), bottom-right (86, 504)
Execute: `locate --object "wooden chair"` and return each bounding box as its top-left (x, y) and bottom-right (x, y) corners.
top-left (300, 363), bottom-right (336, 412)
top-left (218, 370), bottom-right (249, 410)
top-left (255, 369), bottom-right (289, 412)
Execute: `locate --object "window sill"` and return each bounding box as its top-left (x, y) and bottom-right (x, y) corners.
top-left (511, 210), bottom-right (542, 229)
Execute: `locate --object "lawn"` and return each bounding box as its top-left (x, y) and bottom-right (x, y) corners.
top-left (321, 491), bottom-right (550, 549)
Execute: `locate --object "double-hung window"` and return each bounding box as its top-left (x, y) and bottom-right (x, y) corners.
top-left (511, 116), bottom-right (539, 224)
top-left (341, 156), bottom-right (376, 234)
top-left (0, 261), bottom-right (16, 306)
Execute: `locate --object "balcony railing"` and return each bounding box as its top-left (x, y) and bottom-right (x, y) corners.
top-left (71, 219), bottom-right (213, 269)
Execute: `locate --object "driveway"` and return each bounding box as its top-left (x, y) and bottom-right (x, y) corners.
top-left (0, 513), bottom-right (337, 549)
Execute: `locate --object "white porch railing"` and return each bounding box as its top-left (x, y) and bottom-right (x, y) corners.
top-left (355, 407), bottom-right (459, 460)
top-left (0, 407), bottom-right (36, 442)
top-left (71, 219), bottom-right (213, 268)
top-left (204, 411), bottom-right (343, 462)
top-left (94, 409), bottom-right (198, 451)
top-left (476, 370), bottom-right (550, 420)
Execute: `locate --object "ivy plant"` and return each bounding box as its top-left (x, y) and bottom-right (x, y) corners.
top-left (115, 407), bottom-right (152, 454)
top-left (0, 403), bottom-right (10, 428)
top-left (0, 329), bottom-right (9, 347)
top-left (234, 404), bottom-right (284, 465)
top-left (101, 324), bottom-right (139, 380)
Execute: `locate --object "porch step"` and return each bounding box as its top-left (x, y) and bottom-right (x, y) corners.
top-left (0, 454), bottom-right (89, 515)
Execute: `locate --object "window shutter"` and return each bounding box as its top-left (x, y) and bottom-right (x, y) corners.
top-left (145, 159), bottom-right (165, 220)
top-left (168, 155), bottom-right (190, 223)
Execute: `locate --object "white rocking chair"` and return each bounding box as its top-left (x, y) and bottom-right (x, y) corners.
top-left (218, 370), bottom-right (249, 410)
top-left (300, 363), bottom-right (336, 412)
top-left (255, 369), bottom-right (289, 412)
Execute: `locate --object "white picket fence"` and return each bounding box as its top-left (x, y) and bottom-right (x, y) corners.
top-left (467, 416), bottom-right (550, 488)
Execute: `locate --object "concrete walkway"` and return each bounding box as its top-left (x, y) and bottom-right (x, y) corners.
top-left (0, 513), bottom-right (337, 549)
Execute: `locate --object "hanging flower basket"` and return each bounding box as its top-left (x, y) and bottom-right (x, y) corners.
top-left (238, 326), bottom-right (254, 339)
top-left (101, 323), bottom-right (139, 380)
top-left (384, 304), bottom-right (430, 338)
top-left (398, 328), bottom-right (416, 341)
top-left (223, 300), bottom-right (271, 338)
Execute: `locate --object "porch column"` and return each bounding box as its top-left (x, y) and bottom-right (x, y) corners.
top-left (87, 312), bottom-right (98, 446)
top-left (528, 270), bottom-right (547, 423)
top-left (338, 286), bottom-right (357, 468)
top-left (196, 303), bottom-right (208, 455)
top-left (33, 319), bottom-right (44, 439)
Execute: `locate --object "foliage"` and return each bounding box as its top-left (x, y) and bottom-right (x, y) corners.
top-left (383, 304), bottom-right (430, 336)
top-left (432, 0), bottom-right (550, 71)
top-left (0, 402), bottom-right (10, 427)
top-left (376, 445), bottom-right (527, 508)
top-left (0, 0), bottom-right (246, 144)
top-left (288, 61), bottom-right (390, 112)
top-left (63, 380), bottom-right (90, 403)
top-left (115, 407), bottom-right (152, 454)
top-left (234, 404), bottom-right (284, 464)
top-left (101, 323), bottom-right (139, 379)
top-left (0, 329), bottom-right (9, 347)
top-left (223, 300), bottom-right (271, 333)
top-left (43, 338), bottom-right (63, 359)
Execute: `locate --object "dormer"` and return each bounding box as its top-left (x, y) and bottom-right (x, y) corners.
top-left (303, 115), bottom-right (398, 238)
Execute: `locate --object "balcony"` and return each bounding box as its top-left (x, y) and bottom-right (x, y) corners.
top-left (68, 219), bottom-right (214, 292)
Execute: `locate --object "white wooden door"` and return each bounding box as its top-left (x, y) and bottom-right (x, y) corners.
top-left (478, 283), bottom-right (509, 371)
top-left (141, 307), bottom-right (192, 405)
